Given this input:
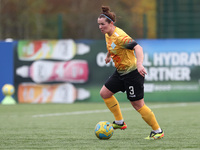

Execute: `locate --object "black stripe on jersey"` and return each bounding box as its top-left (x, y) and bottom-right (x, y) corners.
top-left (125, 41), bottom-right (138, 50)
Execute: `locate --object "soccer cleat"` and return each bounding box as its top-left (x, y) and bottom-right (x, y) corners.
top-left (145, 129), bottom-right (164, 140)
top-left (112, 121), bottom-right (127, 130)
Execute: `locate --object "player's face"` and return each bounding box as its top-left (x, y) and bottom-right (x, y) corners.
top-left (98, 17), bottom-right (112, 35)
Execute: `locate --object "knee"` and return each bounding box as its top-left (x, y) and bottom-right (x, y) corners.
top-left (100, 86), bottom-right (113, 99)
top-left (130, 99), bottom-right (145, 111)
top-left (100, 89), bottom-right (107, 99)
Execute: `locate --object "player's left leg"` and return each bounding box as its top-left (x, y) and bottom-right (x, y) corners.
top-left (130, 99), bottom-right (164, 139)
top-left (124, 70), bottom-right (164, 139)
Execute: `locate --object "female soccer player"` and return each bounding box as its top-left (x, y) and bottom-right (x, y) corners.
top-left (97, 6), bottom-right (164, 140)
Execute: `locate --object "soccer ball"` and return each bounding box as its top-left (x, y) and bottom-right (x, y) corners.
top-left (2, 84), bottom-right (15, 96)
top-left (94, 121), bottom-right (114, 140)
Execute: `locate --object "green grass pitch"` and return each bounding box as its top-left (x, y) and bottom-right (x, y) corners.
top-left (0, 102), bottom-right (200, 149)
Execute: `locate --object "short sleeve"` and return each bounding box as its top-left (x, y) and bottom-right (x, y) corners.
top-left (117, 35), bottom-right (134, 48)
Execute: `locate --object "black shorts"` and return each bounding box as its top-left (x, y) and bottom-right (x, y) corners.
top-left (105, 69), bottom-right (144, 101)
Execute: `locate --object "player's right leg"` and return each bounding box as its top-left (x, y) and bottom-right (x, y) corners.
top-left (100, 86), bottom-right (126, 128)
top-left (100, 71), bottom-right (127, 130)
top-left (112, 121), bottom-right (127, 130)
top-left (100, 86), bottom-right (127, 130)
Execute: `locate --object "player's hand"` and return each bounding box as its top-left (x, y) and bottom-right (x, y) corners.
top-left (105, 57), bottom-right (111, 64)
top-left (137, 63), bottom-right (147, 77)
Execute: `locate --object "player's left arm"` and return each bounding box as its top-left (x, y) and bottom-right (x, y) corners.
top-left (124, 40), bottom-right (138, 50)
top-left (120, 36), bottom-right (147, 76)
top-left (134, 44), bottom-right (147, 77)
top-left (123, 39), bottom-right (147, 77)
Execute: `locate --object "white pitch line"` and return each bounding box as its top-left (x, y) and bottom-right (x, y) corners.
top-left (32, 102), bottom-right (199, 118)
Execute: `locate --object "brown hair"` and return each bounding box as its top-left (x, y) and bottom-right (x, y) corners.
top-left (99, 6), bottom-right (116, 23)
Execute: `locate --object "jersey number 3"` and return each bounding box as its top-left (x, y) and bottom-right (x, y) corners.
top-left (129, 86), bottom-right (134, 95)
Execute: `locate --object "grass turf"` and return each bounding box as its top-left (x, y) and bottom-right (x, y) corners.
top-left (0, 102), bottom-right (200, 150)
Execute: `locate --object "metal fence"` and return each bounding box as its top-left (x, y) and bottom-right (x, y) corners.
top-left (1, 0), bottom-right (200, 40)
top-left (157, 0), bottom-right (200, 38)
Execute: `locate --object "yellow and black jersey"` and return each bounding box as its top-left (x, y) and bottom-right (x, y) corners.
top-left (105, 27), bottom-right (137, 75)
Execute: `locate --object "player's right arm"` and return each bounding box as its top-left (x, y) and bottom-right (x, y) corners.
top-left (105, 52), bottom-right (111, 64)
